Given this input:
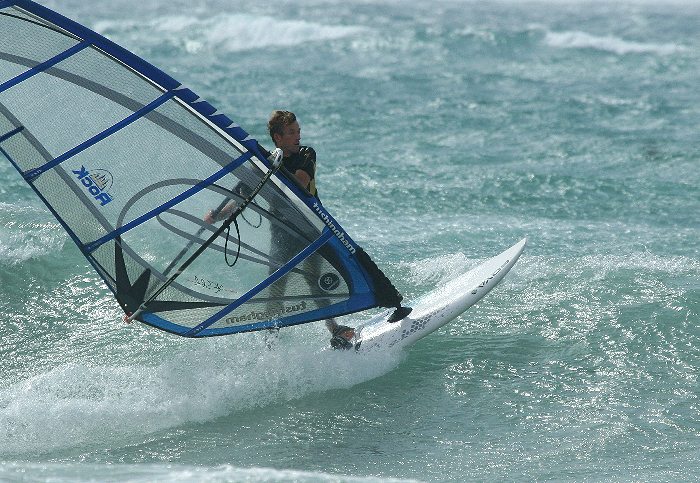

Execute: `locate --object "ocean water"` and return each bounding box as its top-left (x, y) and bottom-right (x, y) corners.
top-left (1, 0), bottom-right (699, 481)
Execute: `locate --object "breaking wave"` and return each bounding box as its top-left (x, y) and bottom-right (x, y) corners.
top-left (94, 13), bottom-right (367, 53)
top-left (544, 30), bottom-right (687, 55)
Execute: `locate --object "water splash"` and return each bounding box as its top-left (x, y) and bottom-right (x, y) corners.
top-left (0, 326), bottom-right (402, 455)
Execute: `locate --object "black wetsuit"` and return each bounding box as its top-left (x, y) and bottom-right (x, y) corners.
top-left (254, 143), bottom-right (316, 195)
top-left (280, 145), bottom-right (318, 196)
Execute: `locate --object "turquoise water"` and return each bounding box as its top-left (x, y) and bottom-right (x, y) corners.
top-left (1, 0), bottom-right (699, 481)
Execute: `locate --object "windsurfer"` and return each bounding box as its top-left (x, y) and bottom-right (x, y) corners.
top-left (265, 111), bottom-right (363, 348)
top-left (206, 110), bottom-right (410, 349)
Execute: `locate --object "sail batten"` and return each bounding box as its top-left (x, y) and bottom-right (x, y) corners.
top-left (0, 124), bottom-right (23, 142)
top-left (24, 90), bottom-right (176, 182)
top-left (0, 0), bottom-right (396, 337)
top-left (0, 40), bottom-right (89, 94)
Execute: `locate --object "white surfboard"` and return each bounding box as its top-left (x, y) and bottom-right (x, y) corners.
top-left (353, 238), bottom-right (527, 353)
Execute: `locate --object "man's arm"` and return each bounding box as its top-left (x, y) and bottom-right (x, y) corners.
top-left (293, 169), bottom-right (311, 188)
top-left (203, 143), bottom-right (279, 223)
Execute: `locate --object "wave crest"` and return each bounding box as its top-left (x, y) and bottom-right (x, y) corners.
top-left (95, 14), bottom-right (367, 53)
top-left (544, 30), bottom-right (687, 55)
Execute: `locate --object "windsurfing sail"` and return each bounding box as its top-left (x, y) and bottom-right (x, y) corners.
top-left (0, 0), bottom-right (401, 337)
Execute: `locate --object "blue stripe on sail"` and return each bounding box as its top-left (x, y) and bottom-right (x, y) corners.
top-left (23, 91), bottom-right (175, 182)
top-left (0, 41), bottom-right (90, 94)
top-left (12, 0), bottom-right (181, 92)
top-left (0, 125), bottom-right (24, 143)
top-left (82, 151), bottom-right (253, 253)
top-left (140, 290), bottom-right (377, 337)
top-left (139, 312), bottom-right (188, 336)
top-left (183, 230), bottom-right (335, 337)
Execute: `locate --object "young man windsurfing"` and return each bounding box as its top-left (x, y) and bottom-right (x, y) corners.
top-left (206, 110), bottom-right (410, 349)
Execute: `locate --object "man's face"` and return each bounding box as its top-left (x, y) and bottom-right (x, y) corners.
top-left (274, 121), bottom-right (301, 156)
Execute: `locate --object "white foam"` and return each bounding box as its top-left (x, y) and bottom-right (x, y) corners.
top-left (0, 327), bottom-right (401, 455)
top-left (544, 30), bottom-right (687, 55)
top-left (94, 13), bottom-right (367, 54)
top-left (0, 203), bottom-right (65, 263)
top-left (404, 252), bottom-right (477, 287)
top-left (0, 461), bottom-right (419, 483)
